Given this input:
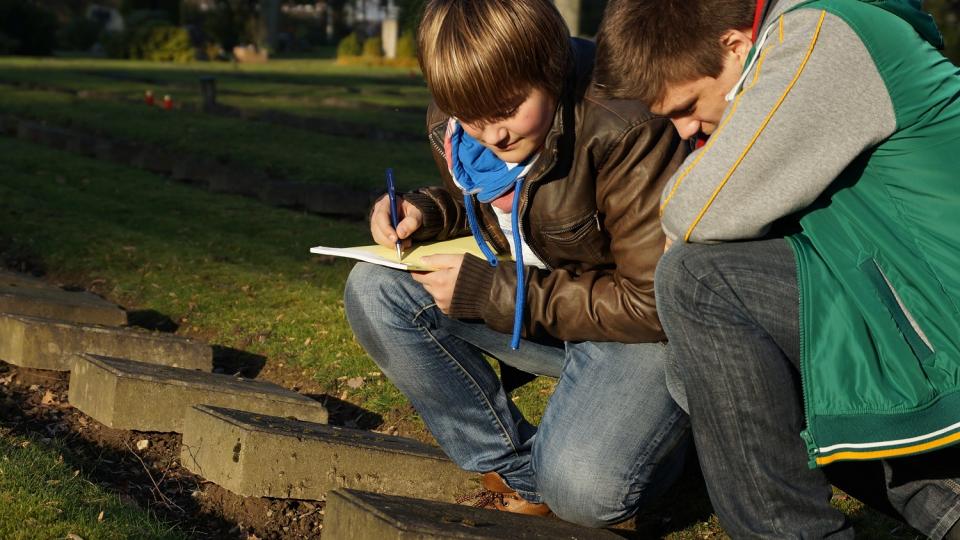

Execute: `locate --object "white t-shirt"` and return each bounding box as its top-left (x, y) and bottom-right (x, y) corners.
top-left (493, 157), bottom-right (547, 270)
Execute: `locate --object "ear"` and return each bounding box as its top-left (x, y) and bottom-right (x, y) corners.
top-left (719, 27), bottom-right (755, 69)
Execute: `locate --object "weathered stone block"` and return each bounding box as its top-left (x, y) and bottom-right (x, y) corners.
top-left (0, 270), bottom-right (56, 290)
top-left (0, 314), bottom-right (211, 371)
top-left (181, 406), bottom-right (477, 502)
top-left (0, 280), bottom-right (126, 326)
top-left (68, 355), bottom-right (327, 432)
top-left (324, 489), bottom-right (622, 539)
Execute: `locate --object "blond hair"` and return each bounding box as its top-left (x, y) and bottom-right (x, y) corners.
top-left (417, 0), bottom-right (571, 123)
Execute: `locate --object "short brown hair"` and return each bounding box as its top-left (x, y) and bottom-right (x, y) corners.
top-left (417, 0), bottom-right (571, 124)
top-left (594, 0), bottom-right (755, 105)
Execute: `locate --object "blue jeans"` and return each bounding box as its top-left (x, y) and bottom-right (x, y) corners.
top-left (656, 239), bottom-right (960, 539)
top-left (344, 262), bottom-right (690, 527)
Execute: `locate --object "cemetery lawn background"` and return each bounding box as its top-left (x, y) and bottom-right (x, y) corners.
top-left (0, 57), bottom-right (912, 538)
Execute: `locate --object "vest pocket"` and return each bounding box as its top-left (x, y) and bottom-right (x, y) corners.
top-left (859, 257), bottom-right (935, 362)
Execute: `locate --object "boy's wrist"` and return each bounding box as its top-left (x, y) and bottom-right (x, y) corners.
top-left (403, 190), bottom-right (443, 240)
top-left (447, 253), bottom-right (495, 320)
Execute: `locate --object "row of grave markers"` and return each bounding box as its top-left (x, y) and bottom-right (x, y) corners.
top-left (0, 269), bottom-right (617, 539)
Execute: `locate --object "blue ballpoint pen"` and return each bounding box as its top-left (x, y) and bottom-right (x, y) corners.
top-left (386, 168), bottom-right (403, 259)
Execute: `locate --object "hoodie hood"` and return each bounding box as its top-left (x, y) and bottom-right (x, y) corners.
top-left (860, 0), bottom-right (944, 48)
top-left (766, 0), bottom-right (943, 49)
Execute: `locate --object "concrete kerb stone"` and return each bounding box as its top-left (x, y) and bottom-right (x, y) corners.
top-left (0, 270), bottom-right (58, 290)
top-left (298, 184), bottom-right (374, 217)
top-left (258, 181), bottom-right (371, 216)
top-left (131, 147), bottom-right (175, 175)
top-left (0, 115), bottom-right (17, 136)
top-left (16, 120), bottom-right (45, 144)
top-left (0, 313), bottom-right (212, 372)
top-left (323, 489), bottom-right (623, 539)
top-left (0, 280), bottom-right (127, 326)
top-left (171, 156), bottom-right (221, 186)
top-left (68, 354), bottom-right (327, 432)
top-left (64, 136), bottom-right (98, 157)
top-left (180, 405), bottom-right (478, 502)
top-left (207, 167), bottom-right (269, 197)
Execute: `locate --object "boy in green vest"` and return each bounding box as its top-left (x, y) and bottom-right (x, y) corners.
top-left (596, 0), bottom-right (960, 537)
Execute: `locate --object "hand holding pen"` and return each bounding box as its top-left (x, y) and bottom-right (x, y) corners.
top-left (386, 168), bottom-right (403, 259)
top-left (370, 171), bottom-right (423, 255)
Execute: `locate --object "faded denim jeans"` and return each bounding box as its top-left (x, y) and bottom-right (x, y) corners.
top-left (656, 238), bottom-right (960, 539)
top-left (344, 262), bottom-right (690, 527)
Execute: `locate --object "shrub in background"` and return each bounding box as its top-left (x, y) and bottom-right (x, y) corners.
top-left (0, 0), bottom-right (59, 55)
top-left (129, 24), bottom-right (194, 62)
top-left (336, 32), bottom-right (362, 59)
top-left (362, 36), bottom-right (383, 58)
top-left (395, 30), bottom-right (416, 60)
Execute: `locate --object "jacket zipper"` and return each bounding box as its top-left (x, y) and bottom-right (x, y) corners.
top-left (518, 146), bottom-right (559, 271)
top-left (789, 236), bottom-right (819, 467)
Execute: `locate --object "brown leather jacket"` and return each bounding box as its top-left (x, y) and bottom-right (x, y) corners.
top-left (404, 39), bottom-right (688, 343)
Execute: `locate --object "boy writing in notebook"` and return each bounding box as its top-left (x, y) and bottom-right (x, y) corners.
top-left (343, 0), bottom-right (689, 526)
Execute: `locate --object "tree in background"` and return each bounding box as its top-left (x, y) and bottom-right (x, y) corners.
top-left (0, 0), bottom-right (59, 55)
top-left (927, 0), bottom-right (960, 63)
top-left (121, 0), bottom-right (180, 22)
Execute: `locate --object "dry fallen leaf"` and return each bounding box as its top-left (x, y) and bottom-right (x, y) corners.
top-left (41, 390), bottom-right (56, 405)
top-left (97, 510), bottom-right (105, 522)
top-left (346, 377), bottom-right (365, 389)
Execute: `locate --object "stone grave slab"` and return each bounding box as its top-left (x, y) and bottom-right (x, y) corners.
top-left (0, 279), bottom-right (127, 326)
top-left (180, 405), bottom-right (477, 502)
top-left (0, 270), bottom-right (57, 290)
top-left (0, 313), bottom-right (211, 371)
top-left (323, 489), bottom-right (621, 539)
top-left (68, 354), bottom-right (327, 432)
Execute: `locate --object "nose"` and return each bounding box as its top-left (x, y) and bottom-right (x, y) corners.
top-left (671, 117), bottom-right (701, 141)
top-left (480, 123), bottom-right (510, 147)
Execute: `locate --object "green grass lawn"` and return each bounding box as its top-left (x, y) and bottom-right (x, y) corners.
top-left (0, 432), bottom-right (184, 540)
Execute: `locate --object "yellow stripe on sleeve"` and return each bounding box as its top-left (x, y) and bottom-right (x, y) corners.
top-left (682, 11), bottom-right (827, 242)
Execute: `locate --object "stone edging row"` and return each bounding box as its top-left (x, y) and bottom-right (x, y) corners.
top-left (0, 79), bottom-right (424, 143)
top-left (0, 115), bottom-right (375, 219)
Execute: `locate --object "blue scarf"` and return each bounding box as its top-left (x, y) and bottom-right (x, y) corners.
top-left (449, 123), bottom-right (531, 350)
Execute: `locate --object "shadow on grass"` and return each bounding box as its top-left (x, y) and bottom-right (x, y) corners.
top-left (127, 309), bottom-right (180, 333)
top-left (307, 393), bottom-right (383, 430)
top-left (211, 345), bottom-right (267, 378)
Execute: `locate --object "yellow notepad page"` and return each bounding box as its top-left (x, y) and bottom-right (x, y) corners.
top-left (310, 236), bottom-right (509, 271)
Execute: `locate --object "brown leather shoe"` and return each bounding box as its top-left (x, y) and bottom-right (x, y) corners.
top-left (457, 472), bottom-right (551, 517)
